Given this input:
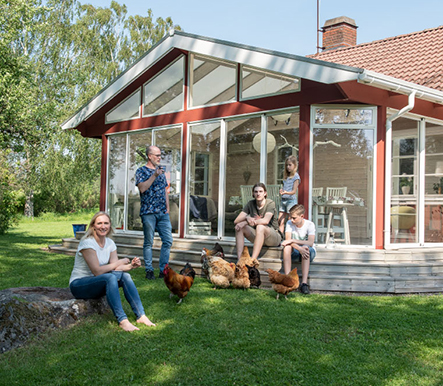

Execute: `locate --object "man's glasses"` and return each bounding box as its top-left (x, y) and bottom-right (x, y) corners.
top-left (150, 154), bottom-right (162, 157)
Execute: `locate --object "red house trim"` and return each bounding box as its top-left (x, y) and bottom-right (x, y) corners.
top-left (375, 106), bottom-right (386, 249)
top-left (99, 135), bottom-right (108, 212)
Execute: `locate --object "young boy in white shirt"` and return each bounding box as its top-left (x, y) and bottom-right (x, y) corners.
top-left (282, 204), bottom-right (316, 294)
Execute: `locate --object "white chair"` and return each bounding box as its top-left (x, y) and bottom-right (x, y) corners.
top-left (267, 184), bottom-right (281, 208)
top-left (312, 187), bottom-right (323, 197)
top-left (240, 185), bottom-right (254, 208)
top-left (325, 187), bottom-right (349, 244)
top-left (312, 187), bottom-right (327, 243)
top-left (391, 206), bottom-right (416, 243)
top-left (326, 187), bottom-right (347, 199)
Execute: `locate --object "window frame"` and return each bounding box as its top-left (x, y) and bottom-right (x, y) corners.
top-left (240, 65), bottom-right (300, 101)
top-left (142, 55), bottom-right (185, 118)
top-left (188, 53), bottom-right (238, 110)
top-left (105, 88), bottom-right (141, 124)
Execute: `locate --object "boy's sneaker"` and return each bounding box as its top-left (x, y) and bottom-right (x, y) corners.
top-left (158, 271), bottom-right (165, 279)
top-left (300, 283), bottom-right (310, 295)
top-left (145, 271), bottom-right (156, 280)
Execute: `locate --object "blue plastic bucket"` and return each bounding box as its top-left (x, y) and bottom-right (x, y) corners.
top-left (72, 224), bottom-right (87, 237)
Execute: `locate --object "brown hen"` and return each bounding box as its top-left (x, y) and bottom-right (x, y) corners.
top-left (207, 254), bottom-right (235, 289)
top-left (237, 246), bottom-right (259, 268)
top-left (232, 264), bottom-right (250, 289)
top-left (266, 268), bottom-right (300, 300)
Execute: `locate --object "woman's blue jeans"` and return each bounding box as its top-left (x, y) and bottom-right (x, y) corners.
top-left (141, 213), bottom-right (173, 273)
top-left (70, 271), bottom-right (145, 323)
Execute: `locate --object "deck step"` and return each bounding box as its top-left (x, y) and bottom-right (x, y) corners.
top-left (49, 235), bottom-right (443, 294)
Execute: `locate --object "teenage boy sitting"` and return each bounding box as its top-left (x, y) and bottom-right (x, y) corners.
top-left (282, 204), bottom-right (316, 295)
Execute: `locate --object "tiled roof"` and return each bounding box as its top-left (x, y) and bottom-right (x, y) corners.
top-left (309, 26), bottom-right (443, 91)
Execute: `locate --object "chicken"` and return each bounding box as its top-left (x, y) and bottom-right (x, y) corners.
top-left (207, 253), bottom-right (235, 289)
top-left (179, 262), bottom-right (196, 279)
top-left (265, 268), bottom-right (300, 300)
top-left (163, 264), bottom-right (194, 304)
top-left (246, 265), bottom-right (261, 289)
top-left (201, 242), bottom-right (224, 279)
top-left (237, 246), bottom-right (259, 269)
top-left (232, 264), bottom-right (250, 289)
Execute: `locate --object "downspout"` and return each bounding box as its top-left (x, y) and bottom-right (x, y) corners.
top-left (384, 90), bottom-right (416, 246)
top-left (386, 90), bottom-right (416, 130)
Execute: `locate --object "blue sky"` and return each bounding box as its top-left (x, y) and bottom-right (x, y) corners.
top-left (85, 0), bottom-right (443, 56)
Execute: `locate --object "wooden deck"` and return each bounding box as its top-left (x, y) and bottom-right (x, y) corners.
top-left (49, 232), bottom-right (443, 294)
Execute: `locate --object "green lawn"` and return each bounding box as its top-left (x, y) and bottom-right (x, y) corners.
top-left (1, 214), bottom-right (443, 385)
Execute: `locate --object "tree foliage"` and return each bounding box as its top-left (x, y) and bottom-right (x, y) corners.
top-left (0, 0), bottom-right (180, 229)
top-left (0, 151), bottom-right (20, 234)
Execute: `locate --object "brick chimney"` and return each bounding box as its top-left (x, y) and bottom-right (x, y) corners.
top-left (322, 16), bottom-right (358, 51)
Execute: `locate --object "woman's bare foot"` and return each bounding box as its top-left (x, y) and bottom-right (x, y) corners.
top-left (136, 315), bottom-right (156, 326)
top-left (119, 319), bottom-right (140, 332)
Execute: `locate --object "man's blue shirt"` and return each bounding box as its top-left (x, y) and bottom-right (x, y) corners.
top-left (135, 165), bottom-right (168, 215)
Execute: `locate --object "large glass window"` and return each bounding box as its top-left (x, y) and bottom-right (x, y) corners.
top-left (312, 106), bottom-right (376, 246)
top-left (241, 66), bottom-right (300, 100)
top-left (388, 116), bottom-right (443, 246)
top-left (107, 126), bottom-right (182, 233)
top-left (107, 135), bottom-right (127, 230)
top-left (127, 131), bottom-right (152, 231)
top-left (225, 117), bottom-right (262, 236)
top-left (188, 122), bottom-right (221, 236)
top-left (189, 54), bottom-right (236, 108)
top-left (424, 122), bottom-right (443, 243)
top-left (105, 89), bottom-right (140, 123)
top-left (143, 56), bottom-right (184, 116)
top-left (390, 118), bottom-right (419, 244)
top-left (266, 112), bottom-right (299, 187)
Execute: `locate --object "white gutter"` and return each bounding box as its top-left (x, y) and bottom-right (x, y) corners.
top-left (358, 70), bottom-right (443, 104)
top-left (384, 90), bottom-right (416, 247)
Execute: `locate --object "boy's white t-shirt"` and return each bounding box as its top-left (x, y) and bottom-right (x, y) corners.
top-left (285, 219), bottom-right (316, 253)
top-left (69, 237), bottom-right (117, 284)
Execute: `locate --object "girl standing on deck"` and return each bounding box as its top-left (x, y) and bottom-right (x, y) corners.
top-left (278, 155), bottom-right (301, 234)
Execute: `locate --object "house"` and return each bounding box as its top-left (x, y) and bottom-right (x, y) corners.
top-left (62, 18), bottom-right (443, 261)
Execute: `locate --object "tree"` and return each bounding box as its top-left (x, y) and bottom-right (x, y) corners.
top-left (1, 0), bottom-right (181, 229)
top-left (0, 151), bottom-right (20, 234)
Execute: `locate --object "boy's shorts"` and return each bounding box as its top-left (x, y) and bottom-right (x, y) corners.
top-left (291, 246), bottom-right (316, 262)
top-left (248, 226), bottom-right (282, 246)
top-left (279, 198), bottom-right (297, 213)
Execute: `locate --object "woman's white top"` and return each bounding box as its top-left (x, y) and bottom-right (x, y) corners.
top-left (69, 237), bottom-right (117, 284)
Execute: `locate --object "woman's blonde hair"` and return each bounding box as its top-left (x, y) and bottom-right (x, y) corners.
top-left (82, 211), bottom-right (114, 240)
top-left (283, 155), bottom-right (298, 179)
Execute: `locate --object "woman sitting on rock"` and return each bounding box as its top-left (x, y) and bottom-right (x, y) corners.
top-left (69, 211), bottom-right (155, 331)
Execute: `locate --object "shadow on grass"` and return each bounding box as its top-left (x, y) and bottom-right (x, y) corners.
top-left (2, 227), bottom-right (443, 384)
top-left (2, 267), bottom-right (443, 385)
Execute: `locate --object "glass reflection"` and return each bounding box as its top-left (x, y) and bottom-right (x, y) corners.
top-left (107, 135), bottom-right (127, 230)
top-left (188, 122), bottom-right (221, 236)
top-left (424, 122), bottom-right (443, 242)
top-left (190, 55), bottom-right (236, 107)
top-left (391, 118), bottom-right (418, 243)
top-left (312, 127), bottom-right (374, 245)
top-left (143, 56), bottom-right (184, 116)
top-left (225, 117), bottom-right (261, 237)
